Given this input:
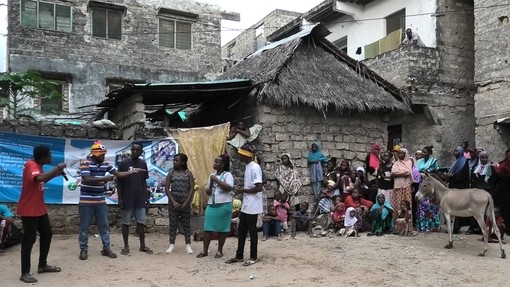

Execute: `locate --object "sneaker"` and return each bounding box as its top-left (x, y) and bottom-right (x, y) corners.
top-left (165, 244), bottom-right (175, 254)
top-left (79, 250), bottom-right (88, 260)
top-left (185, 244), bottom-right (193, 254)
top-left (0, 249), bottom-right (6, 256)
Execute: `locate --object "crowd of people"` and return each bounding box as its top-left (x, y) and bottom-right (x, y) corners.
top-left (7, 136), bottom-right (510, 284)
top-left (305, 142), bottom-right (509, 240)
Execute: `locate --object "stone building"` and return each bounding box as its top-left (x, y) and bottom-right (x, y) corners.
top-left (220, 9), bottom-right (301, 71)
top-left (94, 24), bottom-right (410, 203)
top-left (215, 24), bottom-right (411, 201)
top-left (473, 0), bottom-right (510, 159)
top-left (260, 0), bottom-right (476, 165)
top-left (6, 0), bottom-right (238, 115)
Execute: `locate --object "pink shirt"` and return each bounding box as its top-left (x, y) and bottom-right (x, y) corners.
top-left (272, 200), bottom-right (290, 222)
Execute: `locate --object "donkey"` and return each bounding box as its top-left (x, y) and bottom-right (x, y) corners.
top-left (421, 172), bottom-right (506, 258)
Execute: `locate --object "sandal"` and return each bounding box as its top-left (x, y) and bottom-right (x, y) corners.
top-left (38, 265), bottom-right (61, 273)
top-left (139, 247), bottom-right (153, 254)
top-left (20, 273), bottom-right (38, 283)
top-left (121, 248), bottom-right (130, 255)
top-left (225, 257), bottom-right (243, 264)
top-left (214, 251), bottom-right (223, 258)
top-left (196, 251), bottom-right (208, 258)
top-left (101, 249), bottom-right (117, 258)
top-left (243, 258), bottom-right (259, 266)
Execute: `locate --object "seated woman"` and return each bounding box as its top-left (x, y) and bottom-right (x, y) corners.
top-left (262, 206), bottom-right (282, 241)
top-left (354, 166), bottom-right (376, 203)
top-left (337, 160), bottom-right (354, 199)
top-left (368, 194), bottom-right (394, 236)
top-left (324, 158), bottom-right (341, 196)
top-left (394, 200), bottom-right (414, 236)
top-left (344, 189), bottom-right (373, 232)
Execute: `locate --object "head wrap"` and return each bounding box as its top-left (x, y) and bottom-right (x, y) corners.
top-left (232, 199), bottom-right (242, 212)
top-left (449, 146), bottom-right (467, 175)
top-left (369, 143), bottom-right (381, 171)
top-left (344, 207), bottom-right (358, 228)
top-left (238, 142), bottom-right (256, 159)
top-left (90, 140), bottom-right (107, 157)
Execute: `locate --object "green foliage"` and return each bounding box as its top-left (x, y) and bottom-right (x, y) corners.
top-left (0, 70), bottom-right (63, 119)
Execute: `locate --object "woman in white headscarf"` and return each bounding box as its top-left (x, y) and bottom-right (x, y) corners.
top-left (275, 153), bottom-right (302, 208)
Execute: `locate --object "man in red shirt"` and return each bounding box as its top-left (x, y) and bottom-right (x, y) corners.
top-left (17, 145), bottom-right (66, 284)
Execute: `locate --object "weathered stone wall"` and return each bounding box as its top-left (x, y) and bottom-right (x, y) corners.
top-left (7, 0), bottom-right (228, 113)
top-left (363, 0), bottom-right (476, 165)
top-left (221, 9), bottom-right (301, 64)
top-left (473, 0), bottom-right (510, 158)
top-left (250, 104), bottom-right (388, 203)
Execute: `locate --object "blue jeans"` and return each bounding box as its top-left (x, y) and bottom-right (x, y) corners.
top-left (263, 220), bottom-right (282, 237)
top-left (79, 204), bottom-right (110, 251)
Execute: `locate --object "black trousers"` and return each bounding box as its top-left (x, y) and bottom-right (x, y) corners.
top-left (21, 214), bottom-right (53, 274)
top-left (236, 212), bottom-right (258, 260)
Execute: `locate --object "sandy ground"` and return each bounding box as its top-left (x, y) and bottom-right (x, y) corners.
top-left (2, 227), bottom-right (509, 287)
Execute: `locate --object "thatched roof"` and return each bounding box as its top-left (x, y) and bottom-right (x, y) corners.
top-left (217, 24), bottom-right (411, 113)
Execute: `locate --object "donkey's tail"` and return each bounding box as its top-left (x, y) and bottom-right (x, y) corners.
top-left (485, 194), bottom-right (497, 229)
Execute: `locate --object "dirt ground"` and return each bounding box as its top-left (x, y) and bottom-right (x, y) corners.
top-left (2, 227), bottom-right (508, 287)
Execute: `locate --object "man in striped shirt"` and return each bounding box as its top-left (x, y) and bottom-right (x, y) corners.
top-left (78, 141), bottom-right (143, 260)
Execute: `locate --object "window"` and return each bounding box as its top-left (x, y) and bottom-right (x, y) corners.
top-left (91, 8), bottom-right (122, 39)
top-left (386, 9), bottom-right (406, 36)
top-left (38, 80), bottom-right (70, 113)
top-left (20, 0), bottom-right (72, 32)
top-left (333, 36), bottom-right (348, 54)
top-left (159, 18), bottom-right (192, 49)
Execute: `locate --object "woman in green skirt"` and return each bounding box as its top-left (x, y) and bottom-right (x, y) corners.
top-left (197, 155), bottom-right (234, 258)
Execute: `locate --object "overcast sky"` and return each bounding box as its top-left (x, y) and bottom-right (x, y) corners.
top-left (0, 0), bottom-right (323, 72)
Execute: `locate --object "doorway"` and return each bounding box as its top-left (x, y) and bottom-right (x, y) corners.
top-left (387, 124), bottom-right (402, 151)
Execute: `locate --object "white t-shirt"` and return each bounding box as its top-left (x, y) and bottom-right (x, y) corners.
top-left (206, 171), bottom-right (234, 205)
top-left (241, 161), bottom-right (263, 214)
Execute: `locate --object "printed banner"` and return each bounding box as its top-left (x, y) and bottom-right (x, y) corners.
top-left (0, 131), bottom-right (178, 204)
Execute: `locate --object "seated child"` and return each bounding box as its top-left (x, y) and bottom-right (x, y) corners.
top-left (262, 206), bottom-right (282, 241)
top-left (332, 200), bottom-right (345, 230)
top-left (339, 207), bottom-right (358, 237)
top-left (273, 191), bottom-right (290, 231)
top-left (394, 200), bottom-right (413, 236)
top-left (290, 202), bottom-right (312, 239)
top-left (318, 181), bottom-right (336, 215)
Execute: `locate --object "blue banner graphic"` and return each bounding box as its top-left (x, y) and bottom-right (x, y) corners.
top-left (0, 132), bottom-right (178, 204)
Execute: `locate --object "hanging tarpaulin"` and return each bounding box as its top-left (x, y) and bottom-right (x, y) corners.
top-left (167, 122), bottom-right (230, 214)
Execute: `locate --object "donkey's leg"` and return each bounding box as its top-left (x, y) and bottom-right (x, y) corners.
top-left (474, 214), bottom-right (488, 257)
top-left (444, 212), bottom-right (453, 249)
top-left (491, 214), bottom-right (506, 259)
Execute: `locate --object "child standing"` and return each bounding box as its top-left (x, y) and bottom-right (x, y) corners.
top-left (165, 153), bottom-right (195, 254)
top-left (394, 200), bottom-right (413, 236)
top-left (273, 192), bottom-right (290, 231)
